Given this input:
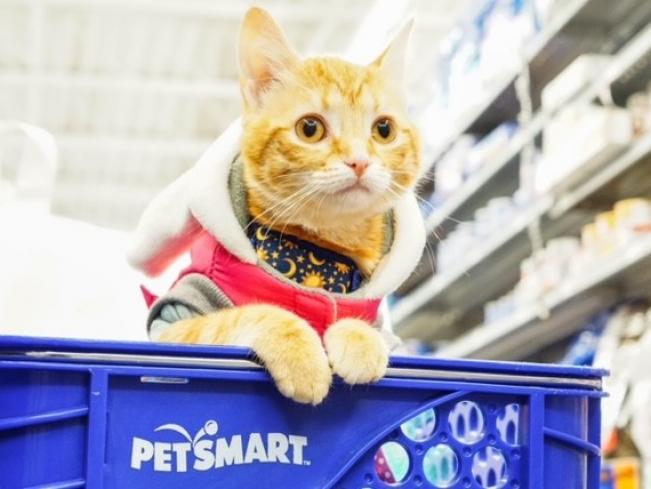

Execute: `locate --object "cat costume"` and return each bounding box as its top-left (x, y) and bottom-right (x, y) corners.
top-left (128, 118), bottom-right (425, 343)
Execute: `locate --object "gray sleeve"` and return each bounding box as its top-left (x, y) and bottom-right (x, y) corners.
top-left (148, 273), bottom-right (233, 340)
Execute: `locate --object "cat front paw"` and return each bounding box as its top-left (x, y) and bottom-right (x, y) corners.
top-left (251, 311), bottom-right (332, 405)
top-left (324, 318), bottom-right (389, 384)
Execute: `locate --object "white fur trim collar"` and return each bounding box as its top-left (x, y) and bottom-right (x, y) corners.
top-left (128, 118), bottom-right (425, 299)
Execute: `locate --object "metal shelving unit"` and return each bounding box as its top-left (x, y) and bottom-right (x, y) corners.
top-left (422, 0), bottom-right (651, 174)
top-left (425, 18), bottom-right (651, 241)
top-left (439, 236), bottom-right (651, 359)
top-left (424, 115), bottom-right (546, 236)
top-left (394, 197), bottom-right (552, 327)
top-left (423, 0), bottom-right (595, 170)
top-left (397, 143), bottom-right (651, 337)
top-left (394, 0), bottom-right (651, 358)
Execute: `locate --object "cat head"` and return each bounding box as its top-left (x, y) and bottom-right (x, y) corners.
top-left (238, 7), bottom-right (421, 228)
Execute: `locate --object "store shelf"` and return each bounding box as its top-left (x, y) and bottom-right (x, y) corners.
top-left (426, 20), bottom-right (651, 237)
top-left (399, 15), bottom-right (651, 321)
top-left (438, 236), bottom-right (651, 360)
top-left (551, 134), bottom-right (651, 217)
top-left (602, 20), bottom-right (651, 100)
top-left (398, 131), bottom-right (651, 336)
top-left (393, 197), bottom-right (552, 327)
top-left (425, 0), bottom-right (593, 169)
top-left (425, 113), bottom-right (548, 235)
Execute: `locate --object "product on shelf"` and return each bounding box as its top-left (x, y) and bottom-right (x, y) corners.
top-left (600, 458), bottom-right (641, 489)
top-left (590, 302), bottom-right (651, 487)
top-left (626, 83), bottom-right (651, 137)
top-left (561, 309), bottom-right (611, 367)
top-left (614, 198), bottom-right (651, 240)
top-left (434, 0), bottom-right (543, 119)
top-left (429, 121), bottom-right (519, 210)
top-left (465, 121), bottom-right (519, 175)
top-left (484, 236), bottom-right (581, 324)
top-left (437, 195), bottom-right (519, 273)
top-left (582, 199), bottom-right (651, 262)
top-left (557, 301), bottom-right (651, 487)
top-left (535, 104), bottom-right (634, 194)
top-left (483, 198), bottom-right (651, 326)
top-left (430, 135), bottom-right (477, 206)
top-left (594, 210), bottom-right (619, 257)
top-left (541, 54), bottom-right (611, 112)
top-left (626, 92), bottom-right (650, 137)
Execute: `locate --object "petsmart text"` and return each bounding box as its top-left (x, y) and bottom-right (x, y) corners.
top-left (130, 420), bottom-right (309, 472)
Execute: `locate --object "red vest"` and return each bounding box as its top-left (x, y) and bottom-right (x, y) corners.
top-left (158, 233), bottom-right (381, 337)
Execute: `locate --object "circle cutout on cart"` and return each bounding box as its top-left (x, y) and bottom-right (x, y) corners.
top-left (375, 441), bottom-right (410, 485)
top-left (423, 444), bottom-right (459, 487)
top-left (448, 400), bottom-right (485, 444)
top-left (472, 447), bottom-right (508, 489)
top-left (496, 403), bottom-right (522, 445)
top-left (401, 408), bottom-right (437, 442)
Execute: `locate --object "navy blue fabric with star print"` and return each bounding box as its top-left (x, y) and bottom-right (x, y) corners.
top-left (247, 222), bottom-right (363, 294)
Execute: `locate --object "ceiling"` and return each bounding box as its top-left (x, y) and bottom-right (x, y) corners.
top-left (0, 0), bottom-right (477, 230)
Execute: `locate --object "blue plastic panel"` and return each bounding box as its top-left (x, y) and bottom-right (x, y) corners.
top-left (0, 336), bottom-right (604, 489)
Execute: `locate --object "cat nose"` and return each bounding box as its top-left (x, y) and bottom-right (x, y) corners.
top-left (345, 159), bottom-right (370, 178)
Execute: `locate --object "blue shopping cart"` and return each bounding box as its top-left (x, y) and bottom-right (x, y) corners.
top-left (0, 336), bottom-right (604, 488)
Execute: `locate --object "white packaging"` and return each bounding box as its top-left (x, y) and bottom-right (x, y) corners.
top-left (613, 198), bottom-right (651, 244)
top-left (535, 105), bottom-right (633, 194)
top-left (541, 54), bottom-right (611, 111)
top-left (433, 135), bottom-right (476, 199)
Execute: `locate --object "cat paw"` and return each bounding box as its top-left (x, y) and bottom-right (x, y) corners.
top-left (157, 317), bottom-right (205, 343)
top-left (252, 312), bottom-right (332, 405)
top-left (324, 318), bottom-right (389, 384)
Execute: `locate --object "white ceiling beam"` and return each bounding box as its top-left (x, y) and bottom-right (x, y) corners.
top-left (57, 134), bottom-right (211, 154)
top-left (0, 72), bottom-right (239, 97)
top-left (7, 0), bottom-right (368, 23)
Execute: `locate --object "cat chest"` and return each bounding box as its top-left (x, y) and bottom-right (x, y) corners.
top-left (186, 234), bottom-right (381, 335)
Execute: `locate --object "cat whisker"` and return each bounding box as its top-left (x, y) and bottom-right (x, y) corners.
top-left (277, 189), bottom-right (322, 240)
top-left (389, 181), bottom-right (436, 213)
top-left (263, 185), bottom-right (322, 238)
top-left (243, 185), bottom-right (313, 232)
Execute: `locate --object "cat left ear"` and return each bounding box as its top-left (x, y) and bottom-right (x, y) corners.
top-left (238, 7), bottom-right (300, 108)
top-left (370, 19), bottom-right (413, 86)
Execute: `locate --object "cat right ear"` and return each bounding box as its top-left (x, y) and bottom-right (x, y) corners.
top-left (238, 7), bottom-right (299, 108)
top-left (370, 19), bottom-right (413, 87)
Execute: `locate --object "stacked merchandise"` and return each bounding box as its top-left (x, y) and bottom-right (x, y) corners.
top-left (539, 54), bottom-right (612, 113)
top-left (427, 135), bottom-right (478, 209)
top-left (534, 83), bottom-right (651, 195)
top-left (427, 121), bottom-right (519, 212)
top-left (484, 199), bottom-right (651, 325)
top-left (420, 0), bottom-right (566, 153)
top-left (561, 304), bottom-right (651, 488)
top-left (533, 104), bottom-right (633, 194)
top-left (437, 195), bottom-right (520, 273)
top-left (435, 0), bottom-right (551, 126)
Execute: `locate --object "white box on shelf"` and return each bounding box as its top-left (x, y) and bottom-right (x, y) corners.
top-left (541, 54), bottom-right (612, 112)
top-left (535, 105), bottom-right (633, 194)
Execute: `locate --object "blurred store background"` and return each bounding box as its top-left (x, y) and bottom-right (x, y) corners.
top-left (2, 0), bottom-right (651, 482)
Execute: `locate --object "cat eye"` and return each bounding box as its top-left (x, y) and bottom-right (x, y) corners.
top-left (295, 116), bottom-right (326, 143)
top-left (372, 117), bottom-right (397, 143)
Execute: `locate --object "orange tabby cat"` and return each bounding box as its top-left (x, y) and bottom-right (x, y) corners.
top-left (155, 7), bottom-right (422, 405)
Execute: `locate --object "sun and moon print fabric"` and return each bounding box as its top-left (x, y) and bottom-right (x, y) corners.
top-left (247, 222), bottom-right (363, 293)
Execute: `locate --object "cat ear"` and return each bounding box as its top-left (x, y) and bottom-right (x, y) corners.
top-left (370, 19), bottom-right (413, 86)
top-left (238, 7), bottom-right (299, 107)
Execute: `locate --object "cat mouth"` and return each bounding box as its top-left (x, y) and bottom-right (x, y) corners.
top-left (334, 182), bottom-right (371, 195)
